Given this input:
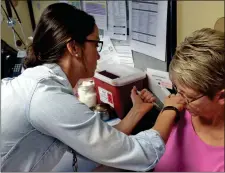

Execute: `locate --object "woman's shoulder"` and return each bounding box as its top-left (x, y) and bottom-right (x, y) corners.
top-left (183, 110), bottom-right (192, 122)
top-left (172, 110), bottom-right (193, 132)
top-left (178, 110), bottom-right (192, 123)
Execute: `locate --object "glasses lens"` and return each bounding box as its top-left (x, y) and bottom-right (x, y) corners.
top-left (97, 42), bottom-right (102, 52)
top-left (173, 85), bottom-right (177, 93)
top-left (176, 92), bottom-right (189, 105)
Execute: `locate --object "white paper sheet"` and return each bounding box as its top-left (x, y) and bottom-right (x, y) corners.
top-left (112, 40), bottom-right (134, 67)
top-left (97, 36), bottom-right (119, 68)
top-left (129, 1), bottom-right (168, 61)
top-left (97, 37), bottom-right (134, 67)
top-left (106, 1), bottom-right (127, 40)
top-left (114, 45), bottom-right (134, 67)
top-left (147, 68), bottom-right (173, 89)
top-left (146, 68), bottom-right (171, 105)
top-left (83, 1), bottom-right (107, 30)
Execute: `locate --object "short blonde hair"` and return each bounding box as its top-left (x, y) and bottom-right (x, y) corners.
top-left (169, 28), bottom-right (225, 99)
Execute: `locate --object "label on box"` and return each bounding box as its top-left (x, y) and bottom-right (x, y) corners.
top-left (98, 87), bottom-right (114, 108)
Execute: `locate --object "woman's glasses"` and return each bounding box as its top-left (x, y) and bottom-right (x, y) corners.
top-left (85, 39), bottom-right (103, 52)
top-left (66, 39), bottom-right (104, 52)
top-left (173, 84), bottom-right (205, 105)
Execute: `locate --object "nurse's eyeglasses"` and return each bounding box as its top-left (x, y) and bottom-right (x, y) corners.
top-left (66, 39), bottom-right (103, 52)
top-left (85, 39), bottom-right (103, 52)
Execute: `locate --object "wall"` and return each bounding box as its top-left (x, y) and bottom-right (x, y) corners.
top-left (1, 1), bottom-right (33, 49)
top-left (177, 1), bottom-right (224, 44)
top-left (1, 1), bottom-right (224, 71)
top-left (32, 1), bottom-right (58, 24)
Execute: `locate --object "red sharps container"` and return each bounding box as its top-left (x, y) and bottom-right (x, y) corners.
top-left (93, 64), bottom-right (146, 119)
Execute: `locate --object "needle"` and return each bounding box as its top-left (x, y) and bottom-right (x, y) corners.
top-left (137, 90), bottom-right (161, 110)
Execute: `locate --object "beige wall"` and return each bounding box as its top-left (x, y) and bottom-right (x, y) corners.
top-left (1, 1), bottom-right (33, 49)
top-left (32, 1), bottom-right (58, 24)
top-left (177, 1), bottom-right (224, 44)
top-left (1, 1), bottom-right (224, 49)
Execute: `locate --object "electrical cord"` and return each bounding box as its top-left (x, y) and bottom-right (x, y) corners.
top-left (7, 0), bottom-right (21, 23)
top-left (7, 0), bottom-right (27, 47)
top-left (1, 5), bottom-right (26, 49)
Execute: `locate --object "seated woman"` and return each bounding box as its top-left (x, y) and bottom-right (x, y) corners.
top-left (154, 28), bottom-right (224, 172)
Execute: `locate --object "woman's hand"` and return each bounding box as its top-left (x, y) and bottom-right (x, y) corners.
top-left (164, 94), bottom-right (186, 111)
top-left (131, 86), bottom-right (156, 115)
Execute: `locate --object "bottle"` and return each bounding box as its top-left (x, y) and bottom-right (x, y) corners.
top-left (77, 80), bottom-right (97, 108)
top-left (94, 104), bottom-right (110, 121)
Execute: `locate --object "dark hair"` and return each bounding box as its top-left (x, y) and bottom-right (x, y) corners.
top-left (23, 3), bottom-right (95, 69)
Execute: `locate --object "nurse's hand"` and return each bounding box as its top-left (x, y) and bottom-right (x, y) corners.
top-left (131, 87), bottom-right (156, 115)
top-left (114, 87), bottom-right (156, 135)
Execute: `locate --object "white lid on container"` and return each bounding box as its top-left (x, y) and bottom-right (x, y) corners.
top-left (94, 63), bottom-right (146, 86)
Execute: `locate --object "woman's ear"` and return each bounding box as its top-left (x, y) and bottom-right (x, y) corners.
top-left (217, 89), bottom-right (225, 105)
top-left (66, 41), bottom-right (87, 72)
top-left (66, 41), bottom-right (82, 59)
